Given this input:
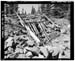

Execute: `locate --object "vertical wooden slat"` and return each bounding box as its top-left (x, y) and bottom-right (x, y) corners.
top-left (28, 23), bottom-right (34, 33)
top-left (31, 23), bottom-right (38, 35)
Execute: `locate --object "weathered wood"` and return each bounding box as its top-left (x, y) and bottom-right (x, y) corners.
top-left (42, 14), bottom-right (55, 27)
top-left (39, 23), bottom-right (50, 43)
top-left (15, 12), bottom-right (40, 43)
top-left (15, 12), bottom-right (25, 27)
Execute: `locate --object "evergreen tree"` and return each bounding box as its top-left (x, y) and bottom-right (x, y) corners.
top-left (37, 9), bottom-right (41, 14)
top-left (22, 8), bottom-right (24, 14)
top-left (18, 10), bottom-right (20, 15)
top-left (41, 4), bottom-right (70, 18)
top-left (10, 4), bottom-right (18, 14)
top-left (41, 4), bottom-right (46, 14)
top-left (37, 6), bottom-right (41, 14)
top-left (25, 11), bottom-right (27, 15)
top-left (31, 6), bottom-right (36, 14)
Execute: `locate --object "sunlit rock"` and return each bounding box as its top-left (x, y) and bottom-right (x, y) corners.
top-left (15, 48), bottom-right (23, 53)
top-left (5, 37), bottom-right (13, 48)
top-left (26, 51), bottom-right (32, 57)
top-left (52, 47), bottom-right (60, 56)
top-left (45, 45), bottom-right (53, 53)
top-left (17, 54), bottom-right (26, 58)
top-left (40, 46), bottom-right (48, 57)
top-left (38, 54), bottom-right (44, 58)
top-left (33, 56), bottom-right (39, 58)
top-left (25, 46), bottom-right (40, 54)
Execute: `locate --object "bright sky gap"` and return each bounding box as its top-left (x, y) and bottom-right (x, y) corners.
top-left (18, 4), bottom-right (41, 14)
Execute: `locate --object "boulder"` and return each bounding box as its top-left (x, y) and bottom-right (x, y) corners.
top-left (40, 46), bottom-right (48, 57)
top-left (26, 51), bottom-right (32, 57)
top-left (26, 40), bottom-right (34, 46)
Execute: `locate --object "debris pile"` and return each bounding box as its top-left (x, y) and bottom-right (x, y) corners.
top-left (4, 13), bottom-right (70, 59)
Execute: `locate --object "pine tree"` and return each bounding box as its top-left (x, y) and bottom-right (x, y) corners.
top-left (18, 10), bottom-right (20, 15)
top-left (37, 6), bottom-right (41, 14)
top-left (41, 4), bottom-right (46, 14)
top-left (25, 11), bottom-right (27, 15)
top-left (31, 6), bottom-right (36, 14)
top-left (41, 4), bottom-right (70, 18)
top-left (22, 8), bottom-right (24, 14)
